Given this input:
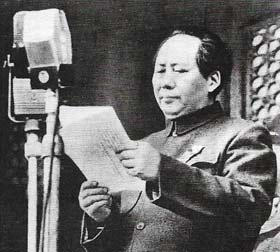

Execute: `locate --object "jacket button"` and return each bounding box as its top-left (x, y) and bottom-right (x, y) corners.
top-left (136, 222), bottom-right (145, 230)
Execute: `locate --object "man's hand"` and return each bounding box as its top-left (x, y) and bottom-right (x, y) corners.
top-left (118, 141), bottom-right (161, 181)
top-left (79, 181), bottom-right (112, 223)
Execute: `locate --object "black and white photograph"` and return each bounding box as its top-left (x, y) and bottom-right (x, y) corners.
top-left (0, 1), bottom-right (280, 251)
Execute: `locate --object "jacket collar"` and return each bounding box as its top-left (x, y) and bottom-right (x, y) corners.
top-left (165, 102), bottom-right (224, 136)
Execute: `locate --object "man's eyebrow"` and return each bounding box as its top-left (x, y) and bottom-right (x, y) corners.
top-left (156, 63), bottom-right (187, 67)
top-left (172, 63), bottom-right (190, 67)
top-left (157, 63), bottom-right (179, 67)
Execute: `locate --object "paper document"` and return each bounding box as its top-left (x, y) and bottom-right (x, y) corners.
top-left (59, 106), bottom-right (145, 193)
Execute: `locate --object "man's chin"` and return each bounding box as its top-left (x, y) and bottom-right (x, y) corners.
top-left (162, 110), bottom-right (180, 120)
top-left (162, 107), bottom-right (193, 120)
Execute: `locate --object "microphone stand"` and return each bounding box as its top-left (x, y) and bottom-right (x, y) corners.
top-left (6, 54), bottom-right (42, 252)
top-left (40, 89), bottom-right (63, 252)
top-left (6, 54), bottom-right (64, 252)
top-left (24, 119), bottom-right (41, 252)
top-left (24, 89), bottom-right (63, 252)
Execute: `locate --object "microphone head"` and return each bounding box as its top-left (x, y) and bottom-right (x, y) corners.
top-left (13, 8), bottom-right (72, 69)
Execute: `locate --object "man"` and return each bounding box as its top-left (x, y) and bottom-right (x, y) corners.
top-left (78, 27), bottom-right (276, 252)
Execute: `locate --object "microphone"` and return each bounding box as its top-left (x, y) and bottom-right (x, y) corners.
top-left (13, 9), bottom-right (72, 89)
top-left (14, 9), bottom-right (72, 69)
top-left (8, 8), bottom-right (73, 121)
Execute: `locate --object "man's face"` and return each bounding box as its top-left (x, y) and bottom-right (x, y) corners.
top-left (152, 34), bottom-right (210, 120)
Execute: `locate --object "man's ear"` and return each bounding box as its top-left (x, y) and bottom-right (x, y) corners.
top-left (207, 71), bottom-right (221, 93)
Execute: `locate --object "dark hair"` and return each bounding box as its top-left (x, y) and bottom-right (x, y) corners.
top-left (154, 26), bottom-right (233, 98)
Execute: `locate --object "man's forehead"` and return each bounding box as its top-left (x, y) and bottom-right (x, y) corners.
top-left (155, 34), bottom-right (201, 64)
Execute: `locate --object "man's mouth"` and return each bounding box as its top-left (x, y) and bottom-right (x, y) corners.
top-left (160, 96), bottom-right (179, 104)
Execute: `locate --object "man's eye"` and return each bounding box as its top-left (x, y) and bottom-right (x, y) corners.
top-left (174, 69), bottom-right (188, 73)
top-left (156, 69), bottom-right (165, 73)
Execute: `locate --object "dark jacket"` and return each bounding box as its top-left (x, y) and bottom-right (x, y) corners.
top-left (81, 102), bottom-right (276, 252)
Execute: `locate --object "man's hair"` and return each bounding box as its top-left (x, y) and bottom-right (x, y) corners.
top-left (153, 26), bottom-right (233, 98)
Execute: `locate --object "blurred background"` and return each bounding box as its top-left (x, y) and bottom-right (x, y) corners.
top-left (1, 1), bottom-right (280, 251)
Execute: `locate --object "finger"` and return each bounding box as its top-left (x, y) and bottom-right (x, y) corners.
top-left (80, 181), bottom-right (98, 191)
top-left (126, 168), bottom-right (140, 177)
top-left (79, 187), bottom-right (109, 200)
top-left (121, 159), bottom-right (136, 168)
top-left (118, 141), bottom-right (139, 152)
top-left (87, 200), bottom-right (111, 215)
top-left (126, 140), bottom-right (139, 150)
top-left (119, 150), bottom-right (137, 160)
top-left (82, 194), bottom-right (111, 208)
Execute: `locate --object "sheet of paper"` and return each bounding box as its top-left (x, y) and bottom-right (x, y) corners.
top-left (59, 106), bottom-right (145, 193)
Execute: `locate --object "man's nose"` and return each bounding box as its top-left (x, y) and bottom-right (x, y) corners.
top-left (161, 72), bottom-right (175, 89)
